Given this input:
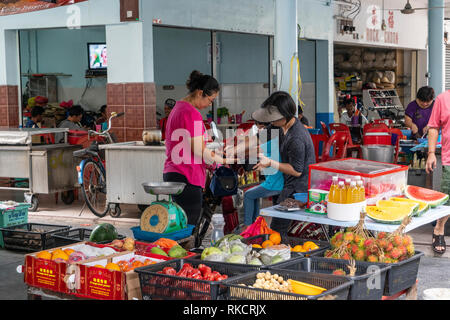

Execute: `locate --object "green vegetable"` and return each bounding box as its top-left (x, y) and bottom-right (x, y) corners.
top-left (151, 247), bottom-right (168, 257)
top-left (201, 247), bottom-right (223, 260)
top-left (168, 245), bottom-right (187, 258)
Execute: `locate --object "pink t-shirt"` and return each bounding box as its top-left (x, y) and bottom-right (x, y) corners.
top-left (428, 90), bottom-right (450, 165)
top-left (163, 101), bottom-right (207, 188)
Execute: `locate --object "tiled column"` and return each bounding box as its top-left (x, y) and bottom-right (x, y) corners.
top-left (107, 82), bottom-right (156, 142)
top-left (0, 85), bottom-right (19, 128)
top-left (106, 21), bottom-right (155, 142)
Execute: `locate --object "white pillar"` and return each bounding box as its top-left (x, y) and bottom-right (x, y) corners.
top-left (274, 0), bottom-right (299, 109)
top-left (0, 29), bottom-right (20, 86)
top-left (106, 21), bottom-right (154, 84)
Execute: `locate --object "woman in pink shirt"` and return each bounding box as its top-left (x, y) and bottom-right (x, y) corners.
top-left (163, 70), bottom-right (232, 227)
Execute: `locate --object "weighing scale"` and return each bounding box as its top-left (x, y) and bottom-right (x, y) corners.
top-left (140, 182), bottom-right (188, 233)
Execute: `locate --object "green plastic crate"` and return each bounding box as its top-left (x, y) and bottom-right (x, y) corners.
top-left (0, 202), bottom-right (29, 228)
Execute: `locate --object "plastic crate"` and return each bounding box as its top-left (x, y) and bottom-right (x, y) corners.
top-left (223, 269), bottom-right (353, 300)
top-left (0, 202), bottom-right (29, 228)
top-left (51, 228), bottom-right (126, 247)
top-left (243, 234), bottom-right (330, 257)
top-left (0, 223), bottom-right (71, 251)
top-left (274, 257), bottom-right (391, 300)
top-left (131, 225), bottom-right (195, 242)
top-left (135, 258), bottom-right (261, 300)
top-left (381, 251), bottom-right (424, 296)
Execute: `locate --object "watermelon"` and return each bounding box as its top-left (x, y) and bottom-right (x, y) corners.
top-left (89, 223), bottom-right (119, 243)
top-left (376, 200), bottom-right (419, 214)
top-left (389, 197), bottom-right (430, 217)
top-left (405, 185), bottom-right (449, 208)
top-left (366, 205), bottom-right (414, 224)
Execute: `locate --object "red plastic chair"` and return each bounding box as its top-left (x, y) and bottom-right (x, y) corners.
top-left (310, 133), bottom-right (328, 163)
top-left (320, 121), bottom-right (331, 138)
top-left (329, 123), bottom-right (362, 158)
top-left (363, 123), bottom-right (391, 145)
top-left (389, 128), bottom-right (403, 164)
top-left (321, 132), bottom-right (349, 162)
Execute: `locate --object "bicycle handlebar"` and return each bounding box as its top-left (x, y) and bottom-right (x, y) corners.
top-left (89, 112), bottom-right (125, 137)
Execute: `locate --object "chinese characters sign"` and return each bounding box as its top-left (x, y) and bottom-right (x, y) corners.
top-left (0, 0), bottom-right (87, 16)
top-left (366, 5), bottom-right (399, 44)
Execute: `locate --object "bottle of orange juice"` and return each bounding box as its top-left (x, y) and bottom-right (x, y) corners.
top-left (329, 176), bottom-right (338, 203)
top-left (357, 180), bottom-right (365, 202)
top-left (337, 181), bottom-right (346, 204)
top-left (349, 181), bottom-right (359, 204)
top-left (344, 179), bottom-right (351, 203)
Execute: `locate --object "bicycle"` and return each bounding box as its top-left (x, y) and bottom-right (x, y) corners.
top-left (73, 112), bottom-right (125, 218)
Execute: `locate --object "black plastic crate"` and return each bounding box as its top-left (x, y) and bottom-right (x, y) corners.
top-left (0, 223), bottom-right (71, 251)
top-left (223, 269), bottom-right (353, 300)
top-left (134, 258), bottom-right (260, 300)
top-left (274, 257), bottom-right (391, 300)
top-left (51, 228), bottom-right (126, 247)
top-left (243, 234), bottom-right (330, 257)
top-left (380, 251), bottom-right (424, 296)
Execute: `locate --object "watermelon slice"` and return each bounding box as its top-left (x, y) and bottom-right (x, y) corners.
top-left (405, 185), bottom-right (449, 208)
top-left (389, 197), bottom-right (430, 217)
top-left (366, 205), bottom-right (414, 224)
top-left (376, 200), bottom-right (419, 214)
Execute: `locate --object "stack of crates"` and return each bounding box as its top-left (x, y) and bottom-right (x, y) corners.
top-left (0, 201), bottom-right (29, 247)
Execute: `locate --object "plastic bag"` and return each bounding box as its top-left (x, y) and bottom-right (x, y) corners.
top-left (259, 245), bottom-right (291, 265)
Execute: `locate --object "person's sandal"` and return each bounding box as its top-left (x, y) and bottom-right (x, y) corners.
top-left (432, 233), bottom-right (446, 255)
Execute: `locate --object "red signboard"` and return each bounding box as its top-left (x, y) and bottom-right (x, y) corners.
top-left (0, 0), bottom-right (88, 16)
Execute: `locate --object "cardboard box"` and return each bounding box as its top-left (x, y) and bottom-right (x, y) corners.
top-left (73, 251), bottom-right (166, 300)
top-left (24, 241), bottom-right (121, 295)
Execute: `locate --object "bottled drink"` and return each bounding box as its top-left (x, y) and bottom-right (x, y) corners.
top-left (337, 181), bottom-right (346, 204)
top-left (349, 181), bottom-right (359, 204)
top-left (210, 214), bottom-right (225, 246)
top-left (344, 179), bottom-right (352, 203)
top-left (329, 176), bottom-right (339, 203)
top-left (357, 180), bottom-right (365, 202)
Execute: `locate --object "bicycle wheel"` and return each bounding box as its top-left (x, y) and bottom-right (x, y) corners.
top-left (80, 160), bottom-right (109, 217)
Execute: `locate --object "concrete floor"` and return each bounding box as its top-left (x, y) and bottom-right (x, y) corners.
top-left (1, 190), bottom-right (449, 300)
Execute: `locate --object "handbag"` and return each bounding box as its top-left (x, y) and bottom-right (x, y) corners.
top-left (209, 166), bottom-right (238, 197)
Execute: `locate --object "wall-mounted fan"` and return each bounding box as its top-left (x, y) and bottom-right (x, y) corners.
top-left (384, 0), bottom-right (445, 14)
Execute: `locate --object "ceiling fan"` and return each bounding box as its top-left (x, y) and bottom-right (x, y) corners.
top-left (384, 0), bottom-right (445, 14)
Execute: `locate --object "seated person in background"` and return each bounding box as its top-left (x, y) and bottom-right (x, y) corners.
top-left (96, 105), bottom-right (108, 131)
top-left (405, 86), bottom-right (435, 139)
top-left (298, 106), bottom-right (310, 128)
top-left (56, 105), bottom-right (87, 143)
top-left (25, 106), bottom-right (45, 128)
top-left (243, 122), bottom-right (284, 228)
top-left (339, 98), bottom-right (355, 125)
top-left (159, 98), bottom-right (176, 140)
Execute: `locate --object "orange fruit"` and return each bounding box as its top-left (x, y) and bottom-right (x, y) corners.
top-left (261, 240), bottom-right (274, 248)
top-left (117, 261), bottom-right (131, 272)
top-left (51, 251), bottom-right (69, 261)
top-left (252, 244), bottom-right (263, 249)
top-left (64, 249), bottom-right (75, 256)
top-left (105, 263), bottom-right (121, 271)
top-left (131, 260), bottom-right (144, 270)
top-left (303, 241), bottom-right (319, 252)
top-left (144, 259), bottom-right (155, 266)
top-left (269, 232), bottom-right (281, 245)
top-left (36, 251), bottom-right (52, 260)
top-left (291, 245), bottom-right (303, 252)
top-left (93, 265), bottom-right (105, 269)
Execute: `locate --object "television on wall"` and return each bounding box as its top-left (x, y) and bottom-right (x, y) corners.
top-left (88, 43), bottom-right (107, 70)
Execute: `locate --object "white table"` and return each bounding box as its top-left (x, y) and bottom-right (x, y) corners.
top-left (260, 205), bottom-right (450, 233)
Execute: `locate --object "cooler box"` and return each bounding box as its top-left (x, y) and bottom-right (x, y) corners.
top-left (308, 158), bottom-right (408, 205)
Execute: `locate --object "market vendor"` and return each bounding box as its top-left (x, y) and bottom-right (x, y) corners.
top-left (163, 70), bottom-right (236, 229)
top-left (95, 105), bottom-right (108, 131)
top-left (25, 106), bottom-right (45, 128)
top-left (55, 105), bottom-right (87, 143)
top-left (252, 91), bottom-right (316, 238)
top-left (159, 98), bottom-right (176, 141)
top-left (405, 86), bottom-right (435, 139)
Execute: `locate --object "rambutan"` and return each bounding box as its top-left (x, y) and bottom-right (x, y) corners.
top-left (353, 249), bottom-right (365, 261)
top-left (406, 244), bottom-right (415, 257)
top-left (392, 235), bottom-right (403, 247)
top-left (376, 238), bottom-right (388, 250)
top-left (332, 269), bottom-right (346, 276)
top-left (397, 245), bottom-right (407, 258)
top-left (367, 255), bottom-right (379, 263)
top-left (324, 250), bottom-right (333, 258)
top-left (390, 247), bottom-right (402, 259)
top-left (341, 252), bottom-right (352, 260)
top-left (353, 234), bottom-right (362, 244)
top-left (402, 235), bottom-right (413, 247)
top-left (363, 238), bottom-right (375, 248)
top-left (385, 242), bottom-right (394, 252)
top-left (377, 232), bottom-right (387, 240)
top-left (343, 231), bottom-right (354, 242)
top-left (350, 244), bottom-right (359, 255)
